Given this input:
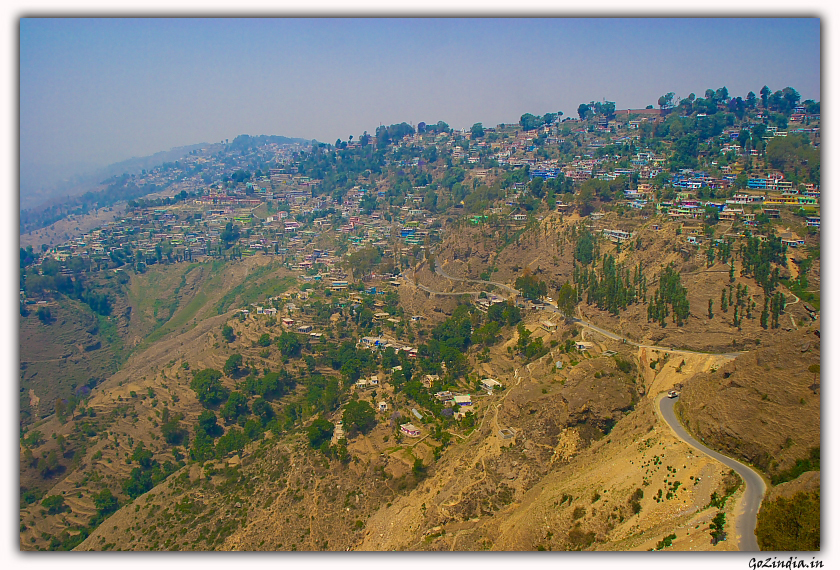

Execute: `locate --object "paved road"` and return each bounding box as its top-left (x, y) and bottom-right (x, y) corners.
top-left (425, 260), bottom-right (743, 359)
top-left (569, 315), bottom-right (625, 342)
top-left (658, 394), bottom-right (766, 551)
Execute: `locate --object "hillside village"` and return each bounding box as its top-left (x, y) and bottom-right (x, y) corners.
top-left (19, 87), bottom-right (821, 553)
top-left (21, 96), bottom-right (819, 287)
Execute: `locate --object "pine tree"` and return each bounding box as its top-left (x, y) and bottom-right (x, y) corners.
top-left (649, 264), bottom-right (690, 327)
top-left (770, 291), bottom-right (786, 329)
top-left (761, 296), bottom-right (769, 329)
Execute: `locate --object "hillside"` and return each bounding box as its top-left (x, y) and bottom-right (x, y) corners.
top-left (20, 143), bottom-right (212, 213)
top-left (16, 247), bottom-right (756, 551)
top-left (19, 256), bottom-right (300, 543)
top-left (20, 209), bottom-right (821, 552)
top-left (69, 311), bottom-right (744, 552)
top-left (436, 210), bottom-right (817, 352)
top-left (20, 271), bottom-right (134, 424)
top-left (19, 93), bottom-right (820, 552)
top-left (19, 210), bottom-right (820, 552)
top-left (676, 321), bottom-right (821, 480)
top-left (20, 298), bottom-right (118, 423)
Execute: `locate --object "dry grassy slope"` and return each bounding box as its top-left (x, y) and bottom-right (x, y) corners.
top-left (76, 433), bottom-right (400, 551)
top-left (576, 257), bottom-right (815, 353)
top-left (87, 343), bottom-right (543, 550)
top-left (20, 305), bottom-right (234, 550)
top-left (20, 298), bottom-right (119, 422)
top-left (21, 220), bottom-right (818, 551)
top-left (30, 296), bottom-right (746, 552)
top-left (19, 256), bottom-right (271, 426)
top-left (436, 211), bottom-right (815, 352)
top-left (397, 271), bottom-right (462, 321)
top-left (357, 347), bottom-right (742, 551)
top-left (20, 204), bottom-right (126, 250)
top-left (764, 471), bottom-right (819, 503)
top-left (59, 307), bottom-right (708, 552)
top-left (71, 312), bottom-right (518, 550)
top-left (19, 257), bottom-right (296, 550)
top-left (675, 321), bottom-right (821, 478)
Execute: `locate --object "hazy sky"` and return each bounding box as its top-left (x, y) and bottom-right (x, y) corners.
top-left (20, 17), bottom-right (820, 181)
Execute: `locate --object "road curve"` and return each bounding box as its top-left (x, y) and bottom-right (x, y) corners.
top-left (425, 260), bottom-right (744, 359)
top-left (658, 394), bottom-right (767, 551)
top-left (435, 259), bottom-right (520, 296)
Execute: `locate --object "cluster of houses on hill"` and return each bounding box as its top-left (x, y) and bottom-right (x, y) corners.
top-left (345, 366), bottom-right (496, 440)
top-left (33, 174), bottom-right (446, 279)
top-left (26, 104), bottom-right (819, 298)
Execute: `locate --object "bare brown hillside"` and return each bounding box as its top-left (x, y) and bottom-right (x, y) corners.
top-left (19, 256), bottom-right (298, 550)
top-left (69, 313), bottom-right (745, 552)
top-left (675, 320), bottom-right (821, 479)
top-left (435, 211), bottom-right (816, 352)
top-left (20, 299), bottom-right (121, 423)
top-left (20, 210), bottom-right (819, 552)
top-left (356, 349), bottom-right (742, 552)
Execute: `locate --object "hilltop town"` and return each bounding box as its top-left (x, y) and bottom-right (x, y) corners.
top-left (21, 95), bottom-right (820, 278)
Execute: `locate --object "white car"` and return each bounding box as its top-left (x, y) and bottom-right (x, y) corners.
top-left (668, 390), bottom-right (679, 399)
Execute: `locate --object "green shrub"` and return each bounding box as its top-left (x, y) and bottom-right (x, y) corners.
top-left (771, 448), bottom-right (820, 485)
top-left (41, 494), bottom-right (68, 515)
top-left (655, 533), bottom-right (677, 550)
top-left (756, 490), bottom-right (819, 551)
top-left (567, 528), bottom-right (596, 549)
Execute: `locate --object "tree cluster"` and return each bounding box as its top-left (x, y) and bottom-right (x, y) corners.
top-left (519, 112), bottom-right (561, 131)
top-left (739, 234), bottom-right (786, 294)
top-left (515, 271), bottom-right (548, 301)
top-left (647, 264), bottom-right (690, 327)
top-left (576, 254), bottom-right (643, 316)
top-left (756, 490), bottom-right (819, 551)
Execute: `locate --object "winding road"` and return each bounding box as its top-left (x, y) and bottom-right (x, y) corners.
top-left (407, 258), bottom-right (769, 550)
top-left (416, 259), bottom-right (744, 359)
top-left (658, 393), bottom-right (766, 551)
top-left (433, 259), bottom-right (520, 297)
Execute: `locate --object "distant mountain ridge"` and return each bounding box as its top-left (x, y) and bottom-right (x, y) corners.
top-left (20, 143), bottom-right (211, 212)
top-left (20, 135), bottom-right (314, 213)
top-left (96, 143), bottom-right (213, 181)
top-left (19, 135), bottom-right (316, 236)
top-left (228, 134), bottom-right (315, 151)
